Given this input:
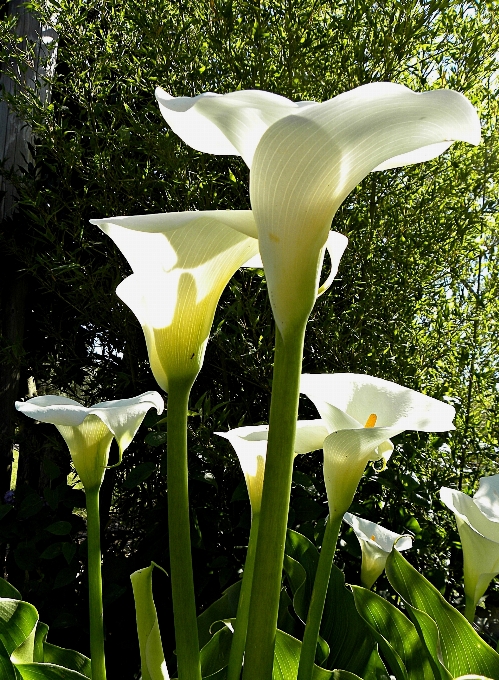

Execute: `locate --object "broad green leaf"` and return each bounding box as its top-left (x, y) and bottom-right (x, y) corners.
top-left (284, 529), bottom-right (319, 622)
top-left (123, 462), bottom-right (157, 488)
top-left (273, 628), bottom-right (335, 680)
top-left (200, 624), bottom-right (233, 678)
top-left (131, 562), bottom-right (169, 680)
top-left (0, 638), bottom-right (16, 680)
top-left (320, 565), bottom-right (381, 678)
top-left (42, 642), bottom-right (91, 677)
top-left (33, 622), bottom-right (49, 662)
top-left (386, 550), bottom-right (499, 679)
top-left (0, 599), bottom-right (38, 660)
top-left (352, 585), bottom-right (434, 680)
top-left (14, 663), bottom-right (90, 679)
top-left (45, 522), bottom-right (71, 536)
top-left (197, 581), bottom-right (241, 649)
top-left (0, 580), bottom-right (21, 600)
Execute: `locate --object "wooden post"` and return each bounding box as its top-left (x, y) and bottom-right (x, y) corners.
top-left (0, 1), bottom-right (57, 496)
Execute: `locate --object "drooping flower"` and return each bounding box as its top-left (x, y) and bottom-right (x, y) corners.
top-left (90, 212), bottom-right (347, 391)
top-left (343, 512), bottom-right (412, 589)
top-left (156, 84), bottom-right (481, 335)
top-left (440, 475), bottom-right (499, 619)
top-left (216, 421), bottom-right (328, 514)
top-left (300, 373), bottom-right (456, 520)
top-left (15, 392), bottom-right (164, 491)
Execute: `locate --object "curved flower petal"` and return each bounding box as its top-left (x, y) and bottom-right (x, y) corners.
top-left (441, 483), bottom-right (499, 612)
top-left (323, 427), bottom-right (398, 519)
top-left (155, 88), bottom-right (315, 167)
top-left (250, 83), bottom-right (480, 332)
top-left (472, 475), bottom-right (499, 522)
top-left (88, 391), bottom-right (164, 459)
top-left (15, 395), bottom-right (88, 426)
top-left (216, 420), bottom-right (327, 513)
top-left (317, 231), bottom-right (349, 297)
top-left (343, 512), bottom-right (412, 588)
top-left (300, 373), bottom-right (456, 432)
top-left (93, 213), bottom-right (259, 391)
top-left (16, 392), bottom-right (164, 491)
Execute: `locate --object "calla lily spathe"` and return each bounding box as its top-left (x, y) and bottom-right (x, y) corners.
top-left (216, 421), bottom-right (328, 514)
top-left (300, 373), bottom-right (456, 520)
top-left (156, 84), bottom-right (481, 334)
top-left (15, 392), bottom-right (164, 491)
top-left (440, 475), bottom-right (499, 618)
top-left (343, 512), bottom-right (412, 589)
top-left (90, 212), bottom-right (347, 391)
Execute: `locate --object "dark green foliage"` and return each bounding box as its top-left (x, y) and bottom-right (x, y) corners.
top-left (1, 0), bottom-right (499, 676)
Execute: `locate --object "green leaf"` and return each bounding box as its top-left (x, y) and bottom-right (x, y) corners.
top-left (123, 462), bottom-right (156, 488)
top-left (283, 530), bottom-right (384, 678)
top-left (18, 495), bottom-right (43, 519)
top-left (14, 663), bottom-right (90, 679)
top-left (321, 565), bottom-right (381, 678)
top-left (197, 581), bottom-right (241, 649)
top-left (45, 522), bottom-right (71, 536)
top-left (14, 545), bottom-right (39, 571)
top-left (200, 624), bottom-right (233, 678)
top-left (0, 638), bottom-right (16, 680)
top-left (42, 459), bottom-right (61, 481)
top-left (0, 579), bottom-right (21, 600)
top-left (144, 432), bottom-right (168, 447)
top-left (130, 562), bottom-right (168, 680)
top-left (351, 585), bottom-right (434, 680)
top-left (62, 543), bottom-right (76, 564)
top-left (0, 505), bottom-right (13, 521)
top-left (386, 550), bottom-right (499, 679)
top-left (40, 544), bottom-right (63, 560)
top-left (0, 599), bottom-right (38, 659)
top-left (42, 643), bottom-right (91, 677)
top-left (53, 565), bottom-right (78, 589)
top-left (284, 529), bottom-right (319, 622)
top-left (273, 629), bottom-right (365, 680)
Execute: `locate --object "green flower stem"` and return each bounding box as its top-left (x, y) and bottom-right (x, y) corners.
top-left (85, 487), bottom-right (107, 680)
top-left (297, 514), bottom-right (342, 680)
top-left (464, 595), bottom-right (476, 624)
top-left (242, 325), bottom-right (306, 680)
top-left (227, 512), bottom-right (260, 680)
top-left (167, 377), bottom-right (202, 680)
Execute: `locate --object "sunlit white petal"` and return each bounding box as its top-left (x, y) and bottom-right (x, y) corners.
top-left (93, 212), bottom-right (259, 391)
top-left (216, 420), bottom-right (327, 513)
top-left (441, 477), bottom-right (499, 611)
top-left (155, 88), bottom-right (315, 167)
top-left (15, 393), bottom-right (164, 491)
top-left (250, 83), bottom-right (480, 333)
top-left (343, 512), bottom-right (412, 588)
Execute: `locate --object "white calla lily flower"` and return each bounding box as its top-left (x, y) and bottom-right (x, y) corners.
top-left (300, 373), bottom-right (456, 520)
top-left (343, 512), bottom-right (412, 589)
top-left (91, 212), bottom-right (346, 390)
top-left (156, 84), bottom-right (480, 334)
top-left (216, 420), bottom-right (328, 514)
top-left (440, 475), bottom-right (499, 619)
top-left (15, 392), bottom-right (164, 491)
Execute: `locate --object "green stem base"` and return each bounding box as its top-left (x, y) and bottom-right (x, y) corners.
top-left (297, 515), bottom-right (342, 680)
top-left (227, 513), bottom-right (260, 680)
top-left (242, 326), bottom-right (306, 680)
top-left (167, 378), bottom-right (202, 680)
top-left (86, 487), bottom-right (107, 680)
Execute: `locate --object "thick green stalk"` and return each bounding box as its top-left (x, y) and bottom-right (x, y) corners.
top-left (297, 514), bottom-right (342, 680)
top-left (227, 512), bottom-right (260, 680)
top-left (242, 325), bottom-right (306, 680)
top-left (167, 378), bottom-right (202, 680)
top-left (464, 595), bottom-right (475, 624)
top-left (85, 487), bottom-right (107, 680)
